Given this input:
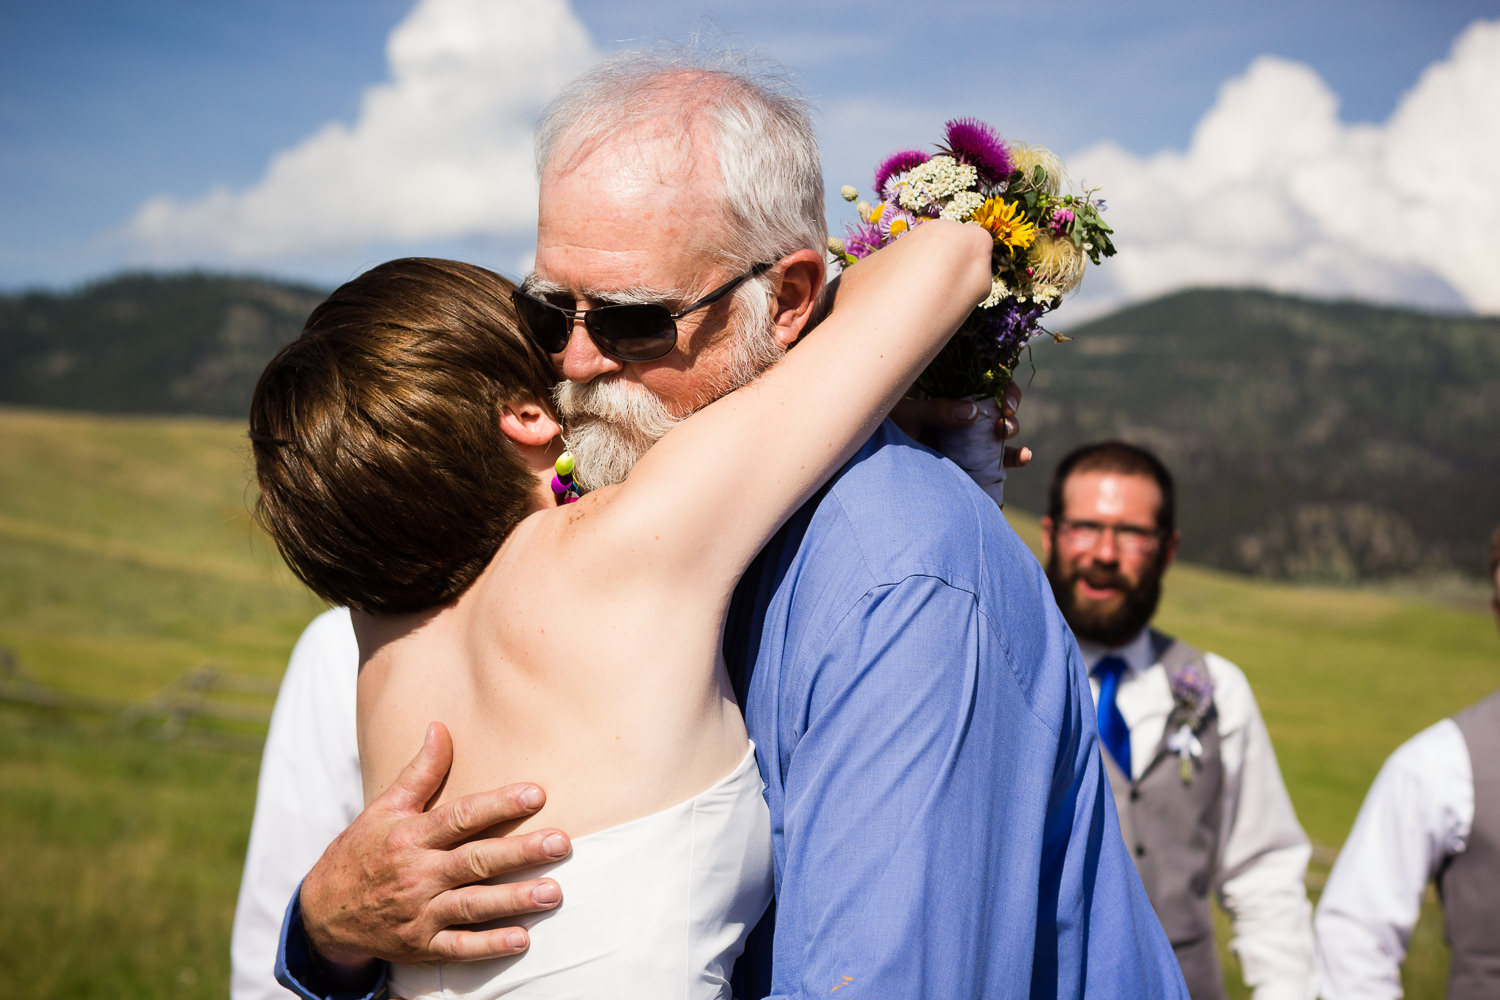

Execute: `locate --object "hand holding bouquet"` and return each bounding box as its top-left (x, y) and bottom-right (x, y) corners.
top-left (831, 118), bottom-right (1115, 403)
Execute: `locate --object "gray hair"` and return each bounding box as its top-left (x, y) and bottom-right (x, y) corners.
top-left (537, 51), bottom-right (824, 490)
top-left (535, 49), bottom-right (827, 279)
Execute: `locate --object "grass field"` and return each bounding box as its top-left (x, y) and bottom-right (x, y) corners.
top-left (1, 405), bottom-right (1492, 998)
top-left (0, 406), bottom-right (322, 997)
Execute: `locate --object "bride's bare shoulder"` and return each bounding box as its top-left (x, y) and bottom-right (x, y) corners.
top-left (494, 485), bottom-right (643, 583)
top-left (538, 481), bottom-right (731, 605)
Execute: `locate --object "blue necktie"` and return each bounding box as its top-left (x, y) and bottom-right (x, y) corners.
top-left (1093, 656), bottom-right (1131, 776)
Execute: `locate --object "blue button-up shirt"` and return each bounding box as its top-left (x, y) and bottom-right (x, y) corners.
top-left (278, 421), bottom-right (1185, 999)
top-left (724, 421), bottom-right (1185, 998)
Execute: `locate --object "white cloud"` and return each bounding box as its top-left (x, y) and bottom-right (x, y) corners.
top-left (121, 0), bottom-right (596, 264)
top-left (1068, 19), bottom-right (1500, 315)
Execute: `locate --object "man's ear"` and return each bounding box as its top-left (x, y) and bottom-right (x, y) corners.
top-left (497, 400), bottom-right (561, 448)
top-left (1040, 517), bottom-right (1055, 561)
top-left (1160, 530), bottom-right (1181, 571)
top-left (770, 249), bottom-right (826, 348)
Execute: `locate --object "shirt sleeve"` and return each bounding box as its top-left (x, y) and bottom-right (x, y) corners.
top-left (230, 608), bottom-right (367, 1000)
top-left (1208, 656), bottom-right (1316, 1000)
top-left (760, 574), bottom-right (1182, 999)
top-left (275, 886), bottom-right (389, 1000)
top-left (1314, 719), bottom-right (1474, 1000)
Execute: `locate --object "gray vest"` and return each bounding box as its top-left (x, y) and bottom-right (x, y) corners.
top-left (1101, 631), bottom-right (1226, 1000)
top-left (1438, 689), bottom-right (1500, 1000)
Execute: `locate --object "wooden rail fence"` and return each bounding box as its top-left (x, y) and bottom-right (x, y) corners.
top-left (0, 646), bottom-right (278, 748)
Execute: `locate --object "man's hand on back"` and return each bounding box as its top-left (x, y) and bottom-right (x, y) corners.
top-left (299, 722), bottom-right (572, 971)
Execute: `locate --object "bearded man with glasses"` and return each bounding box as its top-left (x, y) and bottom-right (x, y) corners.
top-left (1042, 441), bottom-right (1316, 1000)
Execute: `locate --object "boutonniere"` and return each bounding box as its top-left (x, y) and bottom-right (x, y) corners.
top-left (1166, 661), bottom-right (1214, 784)
top-left (1166, 724), bottom-right (1203, 784)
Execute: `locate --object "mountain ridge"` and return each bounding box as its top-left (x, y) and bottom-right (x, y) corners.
top-left (1004, 287), bottom-right (1500, 581)
top-left (3, 273), bottom-right (1496, 581)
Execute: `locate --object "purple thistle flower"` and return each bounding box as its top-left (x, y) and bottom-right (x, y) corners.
top-left (842, 221), bottom-right (884, 261)
top-left (873, 149), bottom-right (930, 200)
top-left (943, 118), bottom-right (1012, 185)
top-left (1169, 662), bottom-right (1215, 718)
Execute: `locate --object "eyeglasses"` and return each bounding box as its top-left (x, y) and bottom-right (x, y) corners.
top-left (510, 261), bottom-right (773, 363)
top-left (1056, 519), bottom-right (1163, 556)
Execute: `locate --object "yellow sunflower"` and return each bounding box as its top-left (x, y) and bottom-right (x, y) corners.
top-left (974, 197), bottom-right (1037, 250)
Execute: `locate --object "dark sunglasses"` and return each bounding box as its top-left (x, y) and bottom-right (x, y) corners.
top-left (510, 261), bottom-right (773, 363)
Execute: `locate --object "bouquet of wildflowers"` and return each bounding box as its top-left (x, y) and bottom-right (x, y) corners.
top-left (830, 118), bottom-right (1115, 402)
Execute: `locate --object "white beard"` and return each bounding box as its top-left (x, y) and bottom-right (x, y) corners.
top-left (554, 376), bottom-right (681, 492)
top-left (554, 310), bottom-right (786, 492)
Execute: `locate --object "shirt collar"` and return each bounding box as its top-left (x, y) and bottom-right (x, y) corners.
top-left (1077, 627), bottom-right (1153, 677)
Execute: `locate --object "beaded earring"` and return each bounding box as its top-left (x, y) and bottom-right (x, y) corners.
top-left (551, 451), bottom-right (580, 504)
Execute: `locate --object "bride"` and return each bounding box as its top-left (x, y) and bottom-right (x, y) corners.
top-left (249, 218), bottom-right (991, 996)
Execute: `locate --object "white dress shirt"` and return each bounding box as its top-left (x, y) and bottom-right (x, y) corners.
top-left (1313, 718), bottom-right (1475, 1000)
top-left (230, 607), bottom-right (362, 1000)
top-left (1080, 629), bottom-right (1317, 1000)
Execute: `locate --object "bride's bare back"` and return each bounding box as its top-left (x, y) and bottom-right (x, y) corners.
top-left (354, 506), bottom-right (751, 837)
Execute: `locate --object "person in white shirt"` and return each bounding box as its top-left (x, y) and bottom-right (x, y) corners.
top-left (1042, 441), bottom-right (1316, 1000)
top-left (1315, 528), bottom-right (1500, 1000)
top-left (230, 608), bottom-right (360, 1000)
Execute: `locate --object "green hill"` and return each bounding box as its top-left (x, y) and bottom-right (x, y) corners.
top-left (4, 275), bottom-right (1497, 584)
top-left (1006, 288), bottom-right (1500, 581)
top-left (0, 406), bottom-right (324, 700)
top-left (0, 271), bottom-right (324, 418)
top-left (0, 405), bottom-right (1491, 996)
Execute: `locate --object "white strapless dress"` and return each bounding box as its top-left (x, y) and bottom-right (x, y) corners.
top-left (389, 745), bottom-right (773, 999)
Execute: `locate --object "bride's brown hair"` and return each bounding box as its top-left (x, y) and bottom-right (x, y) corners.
top-left (249, 258), bottom-right (556, 615)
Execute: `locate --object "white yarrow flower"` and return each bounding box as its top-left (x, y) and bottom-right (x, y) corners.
top-left (939, 191), bottom-right (985, 221)
top-left (980, 274), bottom-right (1010, 309)
top-left (898, 155), bottom-right (979, 211)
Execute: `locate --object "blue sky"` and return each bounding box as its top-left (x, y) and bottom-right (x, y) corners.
top-left (2, 0), bottom-right (1497, 318)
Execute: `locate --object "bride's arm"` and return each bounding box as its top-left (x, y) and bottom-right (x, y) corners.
top-left (603, 218), bottom-right (993, 589)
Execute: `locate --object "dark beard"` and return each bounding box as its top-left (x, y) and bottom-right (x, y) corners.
top-left (1046, 549), bottom-right (1166, 648)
